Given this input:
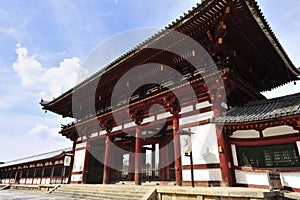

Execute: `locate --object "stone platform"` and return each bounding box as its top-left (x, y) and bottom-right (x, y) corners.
top-left (1, 184), bottom-right (300, 200)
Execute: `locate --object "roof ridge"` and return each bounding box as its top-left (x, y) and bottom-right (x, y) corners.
top-left (245, 0), bottom-right (299, 79)
top-left (41, 0), bottom-right (213, 106)
top-left (211, 91), bottom-right (300, 124)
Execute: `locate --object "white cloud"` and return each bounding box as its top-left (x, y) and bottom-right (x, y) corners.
top-left (12, 44), bottom-right (81, 98)
top-left (28, 124), bottom-right (60, 139)
top-left (0, 26), bottom-right (19, 38)
top-left (13, 44), bottom-right (44, 87)
top-left (0, 94), bottom-right (23, 110)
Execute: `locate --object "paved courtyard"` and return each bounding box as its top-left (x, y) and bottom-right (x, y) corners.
top-left (0, 190), bottom-right (82, 200)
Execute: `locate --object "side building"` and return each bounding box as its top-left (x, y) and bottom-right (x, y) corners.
top-left (0, 149), bottom-right (73, 185)
top-left (211, 93), bottom-right (300, 191)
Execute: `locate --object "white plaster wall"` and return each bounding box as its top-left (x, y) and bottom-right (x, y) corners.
top-left (63, 178), bottom-right (69, 184)
top-left (181, 124), bottom-right (219, 166)
top-left (180, 111), bottom-right (214, 125)
top-left (296, 141), bottom-right (300, 154)
top-left (25, 178), bottom-right (33, 184)
top-left (71, 174), bottom-right (82, 182)
top-left (72, 149), bottom-right (86, 172)
top-left (182, 168), bottom-right (221, 181)
top-left (124, 121), bottom-right (135, 129)
top-left (230, 130), bottom-right (259, 138)
top-left (143, 116), bottom-right (155, 123)
top-left (20, 178), bottom-right (26, 184)
top-left (280, 172), bottom-right (300, 189)
top-left (195, 101), bottom-right (212, 110)
top-left (76, 142), bottom-right (87, 149)
top-left (231, 144), bottom-right (238, 166)
top-left (180, 105), bottom-right (193, 114)
top-left (40, 178), bottom-right (46, 184)
top-left (90, 132), bottom-right (98, 138)
top-left (44, 178), bottom-right (50, 184)
top-left (33, 178), bottom-right (40, 184)
top-left (235, 170), bottom-right (269, 186)
top-left (263, 125), bottom-right (298, 137)
top-left (157, 112), bottom-right (172, 120)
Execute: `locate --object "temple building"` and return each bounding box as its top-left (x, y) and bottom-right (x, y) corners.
top-left (0, 149), bottom-right (72, 185)
top-left (1, 0), bottom-right (300, 192)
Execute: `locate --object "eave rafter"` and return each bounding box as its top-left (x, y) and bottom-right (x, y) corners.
top-left (206, 0), bottom-right (232, 60)
top-left (219, 116), bottom-right (300, 132)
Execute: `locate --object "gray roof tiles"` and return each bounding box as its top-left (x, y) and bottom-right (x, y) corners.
top-left (211, 92), bottom-right (300, 124)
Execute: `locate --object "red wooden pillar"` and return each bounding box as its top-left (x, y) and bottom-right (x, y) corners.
top-left (159, 142), bottom-right (166, 180)
top-left (81, 128), bottom-right (90, 184)
top-left (128, 146), bottom-right (135, 181)
top-left (159, 138), bottom-right (170, 181)
top-left (68, 140), bottom-right (76, 184)
top-left (151, 144), bottom-right (156, 179)
top-left (61, 167), bottom-right (66, 184)
top-left (41, 168), bottom-right (45, 184)
top-left (173, 112), bottom-right (183, 186)
top-left (135, 127), bottom-right (142, 185)
top-left (164, 139), bottom-right (170, 181)
top-left (103, 134), bottom-right (112, 184)
top-left (214, 103), bottom-right (234, 187)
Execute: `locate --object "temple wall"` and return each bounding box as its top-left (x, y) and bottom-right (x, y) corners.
top-left (235, 170), bottom-right (269, 186)
top-left (183, 168), bottom-right (221, 181)
top-left (234, 170), bottom-right (300, 190)
top-left (262, 125), bottom-right (298, 137)
top-left (230, 125), bottom-right (300, 190)
top-left (181, 122), bottom-right (221, 182)
top-left (178, 100), bottom-right (221, 183)
top-left (181, 124), bottom-right (220, 166)
top-left (230, 130), bottom-right (259, 138)
top-left (280, 172), bottom-right (300, 189)
top-left (71, 143), bottom-right (87, 183)
top-left (230, 125), bottom-right (298, 139)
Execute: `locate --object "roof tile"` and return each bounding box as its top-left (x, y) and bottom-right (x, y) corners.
top-left (210, 92), bottom-right (300, 123)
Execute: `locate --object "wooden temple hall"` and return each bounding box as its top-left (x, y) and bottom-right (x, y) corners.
top-left (1, 0), bottom-right (300, 191)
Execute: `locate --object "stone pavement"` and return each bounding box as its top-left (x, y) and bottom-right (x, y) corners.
top-left (1, 186), bottom-right (300, 200)
top-left (0, 189), bottom-right (82, 200)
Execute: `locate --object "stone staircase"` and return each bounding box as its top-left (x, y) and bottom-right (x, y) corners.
top-left (49, 184), bottom-right (157, 200)
top-left (0, 184), bottom-right (10, 190)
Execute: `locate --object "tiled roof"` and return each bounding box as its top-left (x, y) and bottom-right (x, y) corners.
top-left (41, 0), bottom-right (300, 109)
top-left (210, 93), bottom-right (300, 124)
top-left (0, 148), bottom-right (72, 168)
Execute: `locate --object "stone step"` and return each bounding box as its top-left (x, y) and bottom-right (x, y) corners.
top-left (60, 187), bottom-right (149, 193)
top-left (56, 188), bottom-right (148, 195)
top-left (50, 185), bottom-right (153, 200)
top-left (53, 191), bottom-right (143, 200)
top-left (60, 185), bottom-right (149, 191)
top-left (55, 189), bottom-right (146, 196)
top-left (53, 189), bottom-right (145, 197)
top-left (62, 184), bottom-right (148, 189)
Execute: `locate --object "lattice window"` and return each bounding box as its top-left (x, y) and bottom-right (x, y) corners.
top-left (237, 143), bottom-right (300, 168)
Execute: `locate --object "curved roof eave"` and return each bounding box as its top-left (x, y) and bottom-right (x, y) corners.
top-left (40, 0), bottom-right (215, 108)
top-left (41, 0), bottom-right (300, 109)
top-left (245, 0), bottom-right (300, 77)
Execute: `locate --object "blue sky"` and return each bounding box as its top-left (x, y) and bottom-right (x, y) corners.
top-left (0, 0), bottom-right (299, 162)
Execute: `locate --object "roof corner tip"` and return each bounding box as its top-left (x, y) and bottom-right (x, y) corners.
top-left (40, 99), bottom-right (50, 106)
